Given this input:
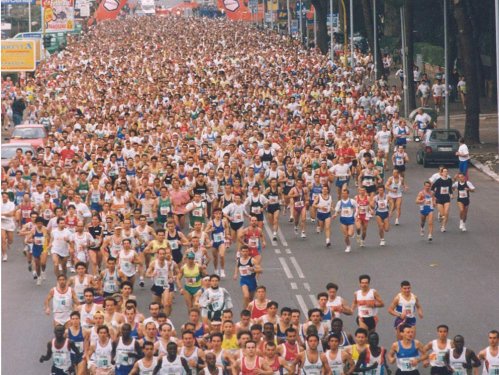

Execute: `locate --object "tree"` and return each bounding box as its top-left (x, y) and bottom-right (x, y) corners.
top-left (403, 0), bottom-right (416, 111)
top-left (310, 0), bottom-right (329, 54)
top-left (452, 0), bottom-right (480, 143)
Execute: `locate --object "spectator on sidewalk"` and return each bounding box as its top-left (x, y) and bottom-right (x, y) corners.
top-left (11, 95), bottom-right (26, 126)
top-left (456, 137), bottom-right (470, 177)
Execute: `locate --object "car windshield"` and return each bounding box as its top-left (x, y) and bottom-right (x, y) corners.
top-left (11, 128), bottom-right (46, 139)
top-left (430, 131), bottom-right (459, 142)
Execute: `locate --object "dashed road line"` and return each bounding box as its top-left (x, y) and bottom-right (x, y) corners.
top-left (296, 295), bottom-right (309, 316)
top-left (285, 248), bottom-right (292, 254)
top-left (278, 257), bottom-right (293, 279)
top-left (303, 282), bottom-right (311, 291)
top-left (290, 282), bottom-right (298, 290)
top-left (277, 228), bottom-right (288, 247)
top-left (308, 294), bottom-right (317, 306)
top-left (275, 249), bottom-right (281, 254)
top-left (289, 256), bottom-right (305, 279)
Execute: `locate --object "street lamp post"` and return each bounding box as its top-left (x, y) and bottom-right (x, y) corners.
top-left (496, 0), bottom-right (499, 156)
top-left (350, 0), bottom-right (354, 67)
top-left (401, 6), bottom-right (409, 118)
top-left (329, 0), bottom-right (333, 59)
top-left (373, 0), bottom-right (377, 79)
top-left (444, 0), bottom-right (449, 129)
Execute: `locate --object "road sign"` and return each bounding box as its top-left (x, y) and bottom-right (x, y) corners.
top-left (327, 13), bottom-right (338, 27)
top-left (291, 19), bottom-right (298, 34)
top-left (1, 0), bottom-right (36, 4)
top-left (1, 40), bottom-right (37, 72)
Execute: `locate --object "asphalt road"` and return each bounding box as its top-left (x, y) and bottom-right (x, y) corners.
top-left (2, 143), bottom-right (499, 375)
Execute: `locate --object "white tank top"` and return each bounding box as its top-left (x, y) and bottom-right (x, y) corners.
top-left (318, 195), bottom-right (332, 213)
top-left (94, 339), bottom-right (113, 369)
top-left (356, 289), bottom-right (377, 318)
top-left (430, 339), bottom-right (452, 367)
top-left (397, 293), bottom-right (417, 318)
top-left (81, 303), bottom-right (99, 330)
top-left (154, 259), bottom-right (170, 287)
top-left (73, 275), bottom-right (90, 303)
top-left (53, 287), bottom-right (73, 314)
top-left (109, 237), bottom-right (123, 258)
top-left (180, 346), bottom-right (199, 375)
top-left (159, 355), bottom-right (187, 375)
top-left (138, 357), bottom-right (158, 375)
top-left (115, 337), bottom-right (136, 367)
top-left (326, 349), bottom-right (343, 375)
top-left (483, 347), bottom-right (499, 375)
top-left (449, 348), bottom-right (467, 375)
top-left (208, 349), bottom-right (225, 367)
top-left (52, 339), bottom-right (71, 371)
top-left (302, 351), bottom-right (323, 375)
top-left (119, 249), bottom-right (136, 277)
top-left (327, 296), bottom-right (344, 316)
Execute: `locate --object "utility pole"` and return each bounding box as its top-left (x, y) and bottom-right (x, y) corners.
top-left (350, 0), bottom-right (354, 67)
top-left (287, 0), bottom-right (291, 34)
top-left (329, 0), bottom-right (333, 59)
top-left (401, 6), bottom-right (409, 118)
top-left (373, 0), bottom-right (377, 79)
top-left (495, 0), bottom-right (499, 155)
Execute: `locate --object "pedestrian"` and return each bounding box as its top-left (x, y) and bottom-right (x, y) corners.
top-left (455, 138), bottom-right (470, 177)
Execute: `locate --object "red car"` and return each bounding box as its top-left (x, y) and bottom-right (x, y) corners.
top-left (8, 124), bottom-right (47, 149)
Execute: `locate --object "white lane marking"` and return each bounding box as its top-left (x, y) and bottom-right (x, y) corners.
top-left (290, 282), bottom-right (298, 290)
top-left (285, 248), bottom-right (292, 254)
top-left (309, 294), bottom-right (317, 307)
top-left (289, 256), bottom-right (305, 279)
top-left (303, 282), bottom-right (311, 291)
top-left (277, 228), bottom-right (288, 247)
top-left (263, 218), bottom-right (278, 246)
top-left (278, 257), bottom-right (293, 279)
top-left (296, 295), bottom-right (309, 316)
top-left (275, 249), bottom-right (281, 254)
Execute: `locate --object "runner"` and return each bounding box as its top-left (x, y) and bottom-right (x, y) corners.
top-left (198, 274), bottom-right (233, 324)
top-left (27, 217), bottom-right (49, 284)
top-left (326, 284), bottom-right (354, 317)
top-left (392, 146), bottom-right (409, 178)
top-left (231, 340), bottom-right (273, 375)
top-left (423, 325), bottom-right (453, 375)
top-left (295, 334), bottom-right (331, 375)
top-left (351, 332), bottom-right (388, 375)
top-left (39, 324), bottom-right (81, 375)
top-left (325, 333), bottom-right (354, 375)
top-left (288, 178), bottom-right (309, 239)
top-left (87, 325), bottom-right (116, 375)
top-left (238, 216), bottom-right (266, 264)
top-left (330, 157), bottom-right (352, 200)
top-left (204, 208), bottom-right (230, 277)
top-left (354, 187), bottom-right (371, 248)
top-left (388, 324), bottom-right (426, 375)
top-left (312, 185), bottom-right (334, 247)
top-left (445, 335), bottom-right (481, 375)
top-left (431, 168), bottom-right (453, 233)
top-left (130, 341), bottom-right (157, 375)
top-left (244, 184), bottom-right (268, 229)
top-left (387, 281), bottom-right (424, 339)
top-left (385, 169), bottom-right (408, 226)
top-left (177, 252), bottom-right (205, 310)
top-left (371, 185), bottom-right (392, 246)
top-left (44, 274), bottom-right (80, 327)
top-left (333, 189), bottom-right (358, 253)
top-left (415, 181), bottom-right (436, 241)
top-left (351, 274), bottom-right (384, 334)
top-left (146, 248), bottom-right (173, 316)
top-left (233, 246), bottom-right (261, 307)
top-left (478, 330), bottom-right (499, 375)
top-left (48, 217), bottom-right (74, 277)
top-left (264, 178), bottom-right (282, 242)
top-left (452, 173), bottom-right (475, 232)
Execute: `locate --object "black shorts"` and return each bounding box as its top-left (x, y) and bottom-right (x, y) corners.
top-left (436, 196), bottom-right (450, 205)
top-left (431, 367), bottom-right (450, 375)
top-left (51, 365), bottom-right (70, 375)
top-left (230, 222), bottom-right (244, 231)
top-left (365, 185), bottom-right (377, 194)
top-left (151, 284), bottom-right (169, 297)
top-left (394, 165), bottom-right (406, 172)
top-left (457, 198), bottom-right (470, 206)
top-left (250, 213), bottom-right (264, 222)
top-left (267, 204), bottom-right (280, 214)
top-left (396, 370), bottom-right (420, 375)
top-left (356, 316), bottom-right (377, 330)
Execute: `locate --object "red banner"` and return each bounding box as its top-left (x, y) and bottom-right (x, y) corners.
top-left (93, 0), bottom-right (128, 22)
top-left (218, 0), bottom-right (262, 21)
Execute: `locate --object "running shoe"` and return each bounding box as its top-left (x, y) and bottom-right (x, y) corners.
top-left (2, 254), bottom-right (7, 262)
top-left (326, 240), bottom-right (331, 247)
top-left (345, 246), bottom-right (351, 253)
top-left (139, 279), bottom-right (145, 288)
top-left (272, 233), bottom-right (277, 241)
top-left (356, 234), bottom-right (361, 244)
top-left (28, 263), bottom-right (32, 272)
top-left (33, 271), bottom-right (38, 279)
top-left (461, 224), bottom-right (467, 232)
top-left (380, 239), bottom-right (386, 246)
top-left (420, 228), bottom-right (425, 236)
top-left (360, 240), bottom-right (365, 248)
top-left (294, 227), bottom-right (298, 234)
top-left (220, 269), bottom-right (226, 278)
top-left (441, 226), bottom-right (446, 233)
top-left (316, 226), bottom-right (320, 234)
top-left (289, 217), bottom-right (294, 223)
top-left (301, 232), bottom-right (307, 239)
top-left (311, 218), bottom-right (316, 223)
top-left (41, 271), bottom-right (46, 280)
top-left (395, 218), bottom-right (399, 225)
top-left (214, 269), bottom-right (219, 276)
top-left (428, 234), bottom-right (433, 241)
top-left (36, 278), bottom-right (42, 286)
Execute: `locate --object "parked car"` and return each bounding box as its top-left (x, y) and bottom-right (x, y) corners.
top-left (1, 143), bottom-right (36, 170)
top-left (8, 124), bottom-right (47, 148)
top-left (416, 128), bottom-right (460, 168)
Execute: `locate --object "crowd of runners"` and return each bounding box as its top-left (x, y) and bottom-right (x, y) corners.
top-left (1, 15), bottom-right (494, 375)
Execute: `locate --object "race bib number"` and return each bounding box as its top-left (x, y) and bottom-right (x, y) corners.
top-left (160, 206), bottom-right (170, 215)
top-left (234, 213), bottom-right (242, 221)
top-left (251, 206), bottom-right (261, 214)
top-left (378, 201), bottom-right (387, 209)
top-left (121, 260), bottom-right (133, 273)
top-left (396, 158), bottom-right (404, 166)
top-left (358, 206), bottom-right (367, 215)
top-left (96, 355), bottom-right (109, 368)
top-left (360, 307), bottom-right (371, 317)
top-left (294, 200), bottom-right (304, 208)
top-left (213, 232), bottom-right (224, 243)
top-left (156, 275), bottom-right (166, 286)
top-left (341, 208), bottom-right (353, 217)
top-left (399, 358), bottom-right (416, 371)
top-left (363, 179), bottom-right (373, 187)
top-left (248, 238), bottom-right (259, 247)
top-left (240, 266), bottom-right (251, 276)
top-left (118, 352), bottom-right (133, 365)
top-left (53, 353), bottom-right (66, 367)
top-left (458, 190), bottom-right (467, 199)
top-left (91, 195), bottom-right (100, 203)
top-left (440, 187), bottom-right (449, 195)
top-left (339, 175), bottom-right (347, 181)
top-left (424, 198), bottom-right (432, 206)
top-left (186, 277), bottom-right (197, 285)
top-left (193, 208), bottom-right (203, 217)
top-left (169, 240), bottom-right (179, 250)
top-left (269, 196), bottom-right (279, 204)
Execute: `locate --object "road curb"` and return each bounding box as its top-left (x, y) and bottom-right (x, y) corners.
top-left (470, 158), bottom-right (499, 182)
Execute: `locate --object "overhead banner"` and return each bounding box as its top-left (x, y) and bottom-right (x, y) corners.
top-left (2, 0), bottom-right (36, 4)
top-left (1, 40), bottom-right (36, 72)
top-left (218, 0), bottom-right (263, 21)
top-left (93, 0), bottom-right (128, 22)
top-left (42, 0), bottom-right (75, 31)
